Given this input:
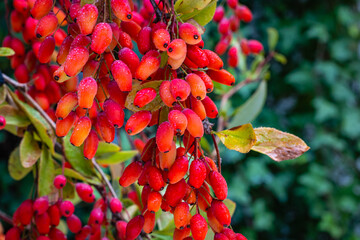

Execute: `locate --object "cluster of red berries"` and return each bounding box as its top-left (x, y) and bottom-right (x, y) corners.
top-left (6, 174), bottom-right (125, 240)
top-left (2, 0), bottom-right (262, 239)
top-left (213, 0), bottom-right (264, 67)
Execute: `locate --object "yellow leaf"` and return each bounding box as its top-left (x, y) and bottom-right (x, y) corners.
top-left (215, 123), bottom-right (257, 153)
top-left (251, 127), bottom-right (310, 161)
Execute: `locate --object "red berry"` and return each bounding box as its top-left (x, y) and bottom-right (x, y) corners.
top-left (111, 0), bottom-right (132, 21)
top-left (143, 211), bottom-right (156, 234)
top-left (134, 87), bottom-right (157, 108)
top-left (91, 23), bottom-right (113, 54)
top-left (168, 156), bottom-right (189, 184)
top-left (76, 183), bottom-right (95, 203)
top-left (182, 109), bottom-right (204, 138)
top-left (53, 175), bottom-right (67, 189)
top-left (31, 0), bottom-right (53, 19)
top-left (156, 121), bottom-right (174, 153)
top-left (235, 5), bottom-right (253, 22)
top-left (188, 159), bottom-right (206, 188)
top-left (125, 111), bottom-right (152, 135)
top-left (190, 214), bottom-right (208, 240)
top-left (118, 47), bottom-right (140, 76)
top-left (60, 200), bottom-right (74, 217)
top-left (119, 161), bottom-right (143, 187)
top-left (147, 191), bottom-right (162, 213)
top-left (125, 215), bottom-right (144, 240)
top-left (77, 77), bottom-right (97, 109)
top-left (202, 96), bottom-right (218, 119)
top-left (88, 208), bottom-right (104, 226)
top-left (56, 111), bottom-right (76, 137)
top-left (203, 49), bottom-right (224, 70)
top-left (0, 115), bottom-right (6, 130)
top-left (77, 4), bottom-right (98, 35)
top-left (64, 46), bottom-right (89, 77)
top-left (109, 198), bottom-right (123, 214)
top-left (96, 112), bottom-right (115, 143)
top-left (213, 6), bottom-right (225, 23)
top-left (36, 13), bottom-right (58, 39)
top-left (111, 60), bottom-right (133, 92)
top-left (210, 200), bottom-right (231, 226)
top-left (167, 39), bottom-right (187, 59)
top-left (206, 69), bottom-right (235, 86)
top-left (35, 212), bottom-right (51, 234)
top-left (164, 179), bottom-right (187, 207)
top-left (70, 116), bottom-right (92, 147)
top-left (170, 79), bottom-right (191, 101)
top-left (186, 73), bottom-right (206, 100)
top-left (159, 81), bottom-right (177, 107)
top-left (83, 130), bottom-right (99, 159)
top-left (153, 29), bottom-right (170, 51)
top-left (247, 40), bottom-right (263, 54)
top-left (33, 196), bottom-right (49, 215)
top-left (67, 214), bottom-right (82, 233)
top-left (174, 202), bottom-right (190, 229)
top-left (48, 204), bottom-right (61, 226)
top-left (179, 23), bottom-right (202, 45)
top-left (148, 166), bottom-right (165, 191)
top-left (38, 36), bottom-right (55, 63)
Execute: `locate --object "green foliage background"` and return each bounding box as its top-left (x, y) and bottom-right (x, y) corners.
top-left (1, 0), bottom-right (360, 239)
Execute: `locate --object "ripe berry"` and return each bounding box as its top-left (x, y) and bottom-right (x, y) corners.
top-left (135, 52), bottom-right (161, 81)
top-left (210, 200), bottom-right (231, 227)
top-left (83, 130), bottom-right (99, 159)
top-left (213, 6), bottom-right (225, 22)
top-left (168, 156), bottom-right (189, 184)
top-left (174, 227), bottom-right (191, 240)
top-left (5, 227), bottom-right (21, 240)
top-left (64, 46), bottom-right (89, 77)
top-left (207, 207), bottom-right (223, 233)
top-left (179, 23), bottom-right (202, 45)
top-left (214, 233), bottom-right (230, 240)
top-left (228, 46), bottom-right (239, 67)
top-left (53, 175), bottom-right (67, 189)
top-left (67, 214), bottom-right (82, 233)
top-left (33, 196), bottom-right (49, 215)
top-left (0, 116), bottom-right (6, 130)
top-left (148, 166), bottom-right (165, 191)
top-left (17, 199), bottom-right (33, 225)
top-left (159, 81), bottom-right (177, 107)
top-left (60, 200), bottom-right (74, 217)
top-left (164, 179), bottom-right (187, 207)
top-left (111, 60), bottom-right (133, 92)
top-left (125, 111), bottom-right (152, 135)
top-left (91, 23), bottom-right (113, 54)
top-left (190, 214), bottom-right (208, 240)
top-left (96, 112), bottom-right (115, 143)
top-left (167, 39), bottom-right (187, 59)
top-left (76, 183), bottom-right (95, 203)
top-left (56, 111), bottom-right (76, 137)
top-left (125, 215), bottom-right (144, 240)
top-left (186, 73), bottom-right (206, 100)
top-left (119, 161), bottom-right (143, 187)
top-left (36, 13), bottom-right (58, 39)
top-left (202, 96), bottom-right (218, 119)
top-left (168, 110), bottom-right (187, 136)
top-left (134, 87), bottom-right (157, 108)
top-left (182, 109), bottom-right (204, 138)
top-left (48, 204), bottom-right (61, 226)
top-left (111, 0), bottom-right (132, 21)
top-left (88, 208), bottom-right (104, 225)
top-left (206, 69), bottom-right (235, 86)
top-left (77, 77), bottom-right (97, 109)
top-left (198, 185), bottom-right (212, 211)
top-left (170, 79), bottom-right (191, 101)
top-left (147, 191), bottom-right (162, 213)
top-left (153, 29), bottom-right (170, 51)
top-left (118, 47), bottom-right (140, 76)
top-left (137, 26), bottom-right (153, 55)
top-left (203, 49), bottom-right (224, 70)
top-left (195, 71), bottom-right (214, 93)
top-left (35, 212), bottom-right (51, 234)
top-left (116, 221), bottom-right (127, 240)
top-left (247, 40), bottom-right (263, 54)
top-left (77, 4), bottom-right (98, 35)
top-left (143, 211), bottom-right (156, 233)
top-left (174, 202), bottom-right (190, 229)
top-left (31, 0), bottom-right (53, 19)
top-left (38, 36), bottom-right (55, 63)
top-left (188, 159), bottom-right (206, 188)
top-left (218, 18), bottom-right (230, 35)
top-left (109, 198), bottom-right (123, 214)
top-left (235, 5), bottom-right (253, 22)
top-left (103, 99), bottom-right (125, 128)
top-left (70, 116), bottom-right (92, 146)
top-left (156, 121), bottom-right (174, 153)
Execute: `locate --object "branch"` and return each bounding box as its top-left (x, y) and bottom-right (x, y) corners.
top-left (2, 73), bottom-right (56, 130)
top-left (0, 209), bottom-right (13, 225)
top-left (92, 158), bottom-right (118, 199)
top-left (211, 134), bottom-right (221, 173)
top-left (150, 0), bottom-right (162, 23)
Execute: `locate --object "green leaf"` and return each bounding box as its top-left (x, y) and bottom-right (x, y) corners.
top-left (63, 132), bottom-right (96, 177)
top-left (267, 28), bottom-right (279, 51)
top-left (8, 147), bottom-right (32, 180)
top-left (95, 142), bottom-right (121, 156)
top-left (0, 105), bottom-right (30, 127)
top-left (223, 199), bottom-right (236, 216)
top-left (192, 1), bottom-right (217, 26)
top-left (62, 180), bottom-right (75, 199)
top-left (0, 47), bottom-right (15, 57)
top-left (175, 0), bottom-right (212, 15)
top-left (229, 81), bottom-right (267, 128)
top-left (125, 81), bottom-right (164, 112)
top-left (8, 90), bottom-right (54, 151)
top-left (160, 51), bottom-right (169, 68)
top-left (20, 131), bottom-right (41, 168)
top-left (251, 127), bottom-right (310, 161)
top-left (214, 123), bottom-right (257, 153)
top-left (38, 147), bottom-right (55, 196)
top-left (273, 52), bottom-right (287, 64)
top-left (0, 85), bottom-right (6, 104)
top-left (96, 151), bottom-right (138, 165)
top-left (80, 0), bottom-right (94, 6)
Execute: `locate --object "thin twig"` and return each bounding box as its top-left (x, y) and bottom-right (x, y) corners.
top-left (211, 134), bottom-right (221, 173)
top-left (0, 209), bottom-right (13, 225)
top-left (149, 0), bottom-right (162, 23)
top-left (92, 158), bottom-right (118, 199)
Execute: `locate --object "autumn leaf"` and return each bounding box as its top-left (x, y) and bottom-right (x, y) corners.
top-left (251, 127), bottom-right (310, 161)
top-left (214, 123), bottom-right (257, 153)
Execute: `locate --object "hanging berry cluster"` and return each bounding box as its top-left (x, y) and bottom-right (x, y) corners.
top-left (2, 0), bottom-right (259, 239)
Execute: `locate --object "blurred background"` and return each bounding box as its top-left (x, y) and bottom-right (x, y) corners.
top-left (1, 0), bottom-right (360, 239)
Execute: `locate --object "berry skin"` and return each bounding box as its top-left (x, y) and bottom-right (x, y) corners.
top-left (77, 4), bottom-right (98, 35)
top-left (170, 79), bottom-right (191, 101)
top-left (33, 196), bottom-right (49, 215)
top-left (116, 221), bottom-right (127, 240)
top-left (135, 52), bottom-right (161, 81)
top-left (54, 175), bottom-right (67, 189)
top-left (143, 211), bottom-right (156, 233)
top-left (17, 199), bottom-right (33, 225)
top-left (31, 0), bottom-right (53, 19)
top-left (168, 110), bottom-right (187, 136)
top-left (179, 23), bottom-right (202, 45)
top-left (111, 0), bottom-right (132, 22)
top-left (67, 214), bottom-right (82, 233)
top-left (0, 115), bottom-right (6, 130)
top-left (118, 47), bottom-right (140, 76)
top-left (91, 23), bottom-right (113, 54)
top-left (56, 93), bottom-right (78, 119)
top-left (35, 212), bottom-right (51, 234)
top-left (119, 161), bottom-right (143, 187)
top-left (5, 227), bottom-right (21, 239)
top-left (125, 111), bottom-right (152, 135)
top-left (88, 208), bottom-right (104, 225)
top-left (221, 228), bottom-right (236, 240)
top-left (195, 71), bottom-right (214, 93)
top-left (60, 200), bottom-right (75, 217)
top-left (96, 112), bottom-right (115, 143)
top-left (153, 29), bottom-right (170, 51)
top-left (235, 5), bottom-right (253, 22)
top-left (202, 96), bottom-right (218, 119)
top-left (156, 121), bottom-right (174, 153)
top-left (134, 87), bottom-right (157, 108)
top-left (111, 60), bottom-right (133, 92)
top-left (187, 45), bottom-right (209, 68)
top-left (214, 233), bottom-right (230, 240)
top-left (159, 81), bottom-right (177, 107)
top-left (247, 40), bottom-right (264, 54)
top-left (198, 184), bottom-right (212, 211)
top-left (240, 39), bottom-right (250, 55)
top-left (38, 36), bottom-right (55, 63)
top-left (211, 200), bottom-right (231, 227)
top-left (173, 227), bottom-right (191, 240)
top-left (163, 179), bottom-right (187, 207)
top-left (186, 73), bottom-right (206, 100)
top-left (56, 111), bottom-right (76, 137)
top-left (190, 214), bottom-right (208, 240)
top-left (182, 109), bottom-right (204, 138)
top-left (64, 46), bottom-right (89, 77)
top-left (167, 39), bottom-right (187, 59)
top-left (218, 18), bottom-right (230, 35)
top-left (168, 156), bottom-right (189, 184)
top-left (207, 207), bottom-right (223, 233)
top-left (188, 159), bottom-right (206, 189)
top-left (227, 0), bottom-right (238, 8)
top-left (209, 171), bottom-right (228, 200)
top-left (36, 13), bottom-right (58, 39)
top-left (48, 204), bottom-right (61, 226)
top-left (70, 116), bottom-right (92, 147)
top-left (137, 27), bottom-right (153, 55)
top-left (148, 166), bottom-right (165, 191)
top-left (174, 202), bottom-right (190, 229)
top-left (77, 77), bottom-right (97, 109)
top-left (103, 99), bottom-right (125, 128)
top-left (159, 141), bottom-right (176, 171)
top-left (228, 46), bottom-right (239, 67)
top-left (147, 191), bottom-right (162, 213)
top-left (167, 54), bottom-right (186, 70)
top-left (125, 215), bottom-right (144, 240)
top-left (206, 69), bottom-right (235, 86)
top-left (83, 130), bottom-right (99, 159)
top-left (109, 198), bottom-right (123, 214)
top-left (76, 183), bottom-right (95, 203)
top-left (203, 49), bottom-right (224, 70)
